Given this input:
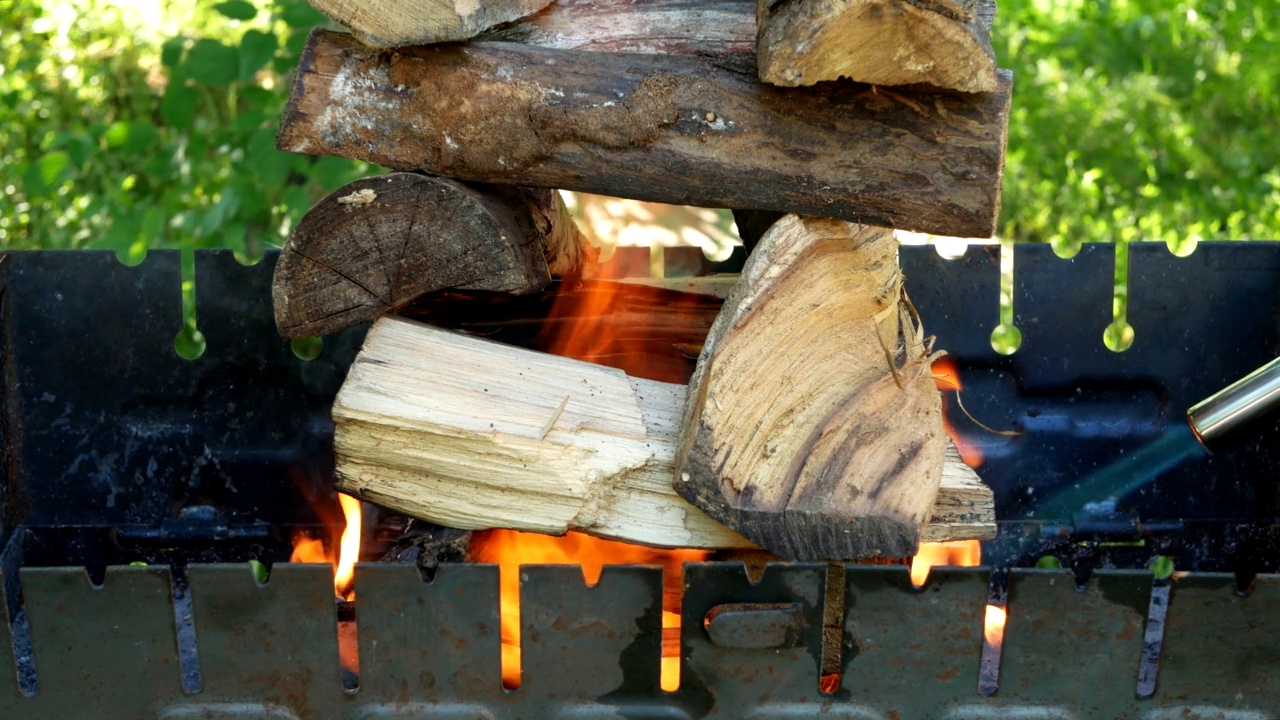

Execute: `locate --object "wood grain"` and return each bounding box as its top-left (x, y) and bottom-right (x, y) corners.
top-left (273, 172), bottom-right (584, 338)
top-left (333, 315), bottom-right (992, 550)
top-left (676, 217), bottom-right (945, 560)
top-left (307, 0), bottom-right (555, 47)
top-left (278, 30), bottom-right (1012, 238)
top-left (757, 0), bottom-right (998, 93)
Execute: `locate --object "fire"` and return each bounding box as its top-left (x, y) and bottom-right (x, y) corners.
top-left (932, 357), bottom-right (983, 467)
top-left (909, 539), bottom-right (982, 587)
top-left (469, 529), bottom-right (707, 691)
top-left (335, 494), bottom-right (362, 600)
top-left (984, 603), bottom-right (1007, 646)
top-left (289, 492), bottom-right (363, 602)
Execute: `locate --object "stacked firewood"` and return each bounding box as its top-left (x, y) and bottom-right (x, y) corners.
top-left (272, 0), bottom-right (1010, 560)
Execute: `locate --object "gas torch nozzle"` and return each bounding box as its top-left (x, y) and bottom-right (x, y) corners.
top-left (1187, 356), bottom-right (1280, 448)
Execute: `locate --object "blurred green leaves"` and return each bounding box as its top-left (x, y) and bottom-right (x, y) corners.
top-left (0, 0), bottom-right (1276, 258)
top-left (0, 0), bottom-right (374, 256)
top-left (994, 0), bottom-right (1280, 245)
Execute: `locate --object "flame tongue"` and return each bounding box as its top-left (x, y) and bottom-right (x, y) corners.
top-left (336, 493), bottom-right (362, 601)
top-left (288, 493), bottom-right (363, 602)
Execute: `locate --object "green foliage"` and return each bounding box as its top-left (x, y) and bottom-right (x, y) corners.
top-left (995, 0), bottom-right (1280, 246)
top-left (1, 0), bottom-right (1276, 258)
top-left (0, 0), bottom-right (374, 262)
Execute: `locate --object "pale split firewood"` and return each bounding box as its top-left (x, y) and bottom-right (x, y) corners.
top-left (757, 0), bottom-right (998, 93)
top-left (306, 0), bottom-right (555, 47)
top-left (675, 217), bottom-right (945, 560)
top-left (278, 30), bottom-right (1012, 239)
top-left (272, 172), bottom-right (588, 339)
top-left (332, 315), bottom-right (993, 551)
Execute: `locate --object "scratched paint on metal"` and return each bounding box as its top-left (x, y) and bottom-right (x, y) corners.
top-left (1157, 573), bottom-right (1280, 706)
top-left (839, 566), bottom-right (988, 717)
top-left (680, 562), bottom-right (828, 718)
top-left (353, 562), bottom-right (502, 717)
top-left (176, 563), bottom-right (342, 719)
top-left (522, 565), bottom-right (667, 718)
top-left (996, 569), bottom-right (1150, 716)
top-left (15, 566), bottom-right (183, 719)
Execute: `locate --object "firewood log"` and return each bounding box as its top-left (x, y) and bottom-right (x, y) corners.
top-left (479, 0), bottom-right (757, 56)
top-left (332, 315), bottom-right (993, 551)
top-left (278, 30), bottom-right (1012, 239)
top-left (305, 0), bottom-right (555, 47)
top-left (272, 172), bottom-right (588, 339)
top-left (675, 217), bottom-right (944, 560)
top-left (756, 0), bottom-right (998, 93)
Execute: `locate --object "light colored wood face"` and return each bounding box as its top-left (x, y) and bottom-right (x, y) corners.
top-left (675, 218), bottom-right (947, 560)
top-left (333, 314), bottom-right (989, 552)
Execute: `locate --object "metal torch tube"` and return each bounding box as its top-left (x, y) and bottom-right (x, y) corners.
top-left (1186, 356), bottom-right (1280, 446)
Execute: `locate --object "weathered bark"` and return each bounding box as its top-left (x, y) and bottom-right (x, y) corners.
top-left (279, 30), bottom-right (1012, 238)
top-left (757, 0), bottom-right (998, 93)
top-left (334, 315), bottom-right (992, 550)
top-left (273, 172), bottom-right (586, 339)
top-left (675, 217), bottom-right (945, 560)
top-left (306, 0), bottom-right (554, 47)
top-left (480, 0), bottom-right (756, 56)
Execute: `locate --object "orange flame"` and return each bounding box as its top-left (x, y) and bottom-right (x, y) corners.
top-left (469, 529), bottom-right (707, 692)
top-left (909, 540), bottom-right (982, 587)
top-left (288, 493), bottom-right (362, 602)
top-left (336, 494), bottom-right (362, 601)
top-left (984, 604), bottom-right (1007, 647)
top-left (932, 357), bottom-right (984, 467)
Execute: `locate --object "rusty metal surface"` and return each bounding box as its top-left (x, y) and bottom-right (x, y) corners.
top-left (16, 565), bottom-right (183, 719)
top-left (521, 565), bottom-right (670, 718)
top-left (1156, 573), bottom-right (1280, 709)
top-left (169, 563), bottom-right (344, 720)
top-left (989, 568), bottom-right (1150, 717)
top-left (352, 563), bottom-right (502, 718)
top-left (704, 602), bottom-right (804, 649)
top-left (0, 564), bottom-right (1277, 718)
top-left (839, 566), bottom-right (988, 717)
top-left (679, 562), bottom-right (829, 718)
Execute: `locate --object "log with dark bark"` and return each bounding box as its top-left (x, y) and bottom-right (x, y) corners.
top-left (676, 217), bottom-right (945, 560)
top-left (278, 30), bottom-right (1012, 238)
top-left (333, 315), bottom-right (993, 550)
top-left (756, 0), bottom-right (998, 93)
top-left (306, 0), bottom-right (555, 47)
top-left (272, 172), bottom-right (587, 338)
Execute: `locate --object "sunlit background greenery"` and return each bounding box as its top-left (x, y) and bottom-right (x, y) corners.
top-left (1, 0), bottom-right (1278, 259)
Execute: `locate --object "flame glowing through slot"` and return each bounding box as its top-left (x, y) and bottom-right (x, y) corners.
top-left (469, 529), bottom-right (707, 692)
top-left (289, 492), bottom-right (364, 684)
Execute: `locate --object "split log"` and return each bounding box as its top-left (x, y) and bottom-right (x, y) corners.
top-left (675, 217), bottom-right (944, 560)
top-left (305, 0), bottom-right (555, 47)
top-left (756, 0), bottom-right (998, 93)
top-left (279, 30), bottom-right (1012, 238)
top-left (479, 0), bottom-right (756, 57)
top-left (273, 172), bottom-right (588, 338)
top-left (332, 315), bottom-right (993, 551)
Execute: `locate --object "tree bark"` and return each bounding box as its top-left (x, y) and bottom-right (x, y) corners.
top-left (676, 217), bottom-right (945, 560)
top-left (756, 0), bottom-right (998, 93)
top-left (273, 172), bottom-right (587, 339)
top-left (278, 30), bottom-right (1011, 238)
top-left (333, 315), bottom-right (993, 551)
top-left (306, 0), bottom-right (555, 47)
top-left (479, 0), bottom-right (757, 57)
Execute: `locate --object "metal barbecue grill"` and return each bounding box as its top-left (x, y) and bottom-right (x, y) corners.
top-left (1, 244), bottom-right (1278, 719)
